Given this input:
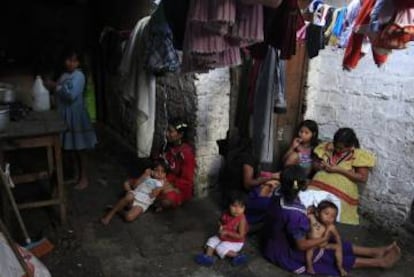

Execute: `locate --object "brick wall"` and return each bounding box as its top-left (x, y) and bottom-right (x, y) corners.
top-left (305, 46), bottom-right (414, 232)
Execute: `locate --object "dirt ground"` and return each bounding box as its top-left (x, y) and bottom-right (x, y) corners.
top-left (8, 128), bottom-right (414, 277)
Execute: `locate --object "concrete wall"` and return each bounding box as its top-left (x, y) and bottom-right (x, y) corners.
top-left (194, 68), bottom-right (231, 197)
top-left (305, 46), bottom-right (414, 231)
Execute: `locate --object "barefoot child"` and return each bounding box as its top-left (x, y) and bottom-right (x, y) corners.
top-left (45, 48), bottom-right (97, 190)
top-left (306, 200), bottom-right (347, 276)
top-left (195, 193), bottom-right (249, 266)
top-left (101, 160), bottom-right (168, 225)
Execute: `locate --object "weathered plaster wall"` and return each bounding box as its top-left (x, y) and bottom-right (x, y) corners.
top-left (194, 68), bottom-right (231, 197)
top-left (305, 46), bottom-right (414, 232)
top-left (109, 67), bottom-right (229, 199)
top-left (97, 0), bottom-right (230, 199)
top-left (152, 73), bottom-right (197, 155)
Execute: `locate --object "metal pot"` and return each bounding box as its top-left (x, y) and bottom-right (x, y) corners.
top-left (0, 82), bottom-right (16, 103)
top-left (0, 105), bottom-right (10, 132)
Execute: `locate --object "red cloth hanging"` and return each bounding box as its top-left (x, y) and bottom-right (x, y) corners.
top-left (343, 0), bottom-right (388, 70)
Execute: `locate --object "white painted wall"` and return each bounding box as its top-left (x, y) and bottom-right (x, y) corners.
top-left (194, 68), bottom-right (230, 197)
top-left (305, 46), bottom-right (414, 230)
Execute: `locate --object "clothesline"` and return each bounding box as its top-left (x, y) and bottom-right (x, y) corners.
top-left (303, 0), bottom-right (414, 70)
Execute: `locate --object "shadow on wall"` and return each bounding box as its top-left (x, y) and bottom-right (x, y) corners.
top-left (151, 73), bottom-right (197, 155)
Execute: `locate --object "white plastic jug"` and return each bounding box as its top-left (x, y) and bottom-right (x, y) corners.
top-left (32, 76), bottom-right (50, 111)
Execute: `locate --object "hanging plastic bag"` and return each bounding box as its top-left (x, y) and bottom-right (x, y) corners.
top-left (0, 233), bottom-right (51, 277)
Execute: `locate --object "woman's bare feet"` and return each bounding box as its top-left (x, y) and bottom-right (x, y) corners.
top-left (376, 242), bottom-right (399, 258)
top-left (380, 244), bottom-right (401, 268)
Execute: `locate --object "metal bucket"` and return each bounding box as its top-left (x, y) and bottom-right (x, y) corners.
top-left (0, 105), bottom-right (10, 132)
top-left (0, 83), bottom-right (17, 104)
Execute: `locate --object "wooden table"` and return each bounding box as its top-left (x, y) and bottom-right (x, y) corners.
top-left (0, 111), bottom-right (67, 224)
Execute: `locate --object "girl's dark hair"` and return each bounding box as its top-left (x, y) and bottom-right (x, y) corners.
top-left (299, 119), bottom-right (319, 147)
top-left (169, 117), bottom-right (189, 135)
top-left (228, 191), bottom-right (247, 207)
top-left (61, 47), bottom-right (84, 65)
top-left (333, 128), bottom-right (360, 148)
top-left (317, 200), bottom-right (338, 214)
top-left (152, 158), bottom-right (169, 173)
top-left (57, 46), bottom-right (87, 86)
top-left (281, 165), bottom-right (308, 203)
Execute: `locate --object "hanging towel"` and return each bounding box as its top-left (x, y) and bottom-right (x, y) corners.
top-left (252, 46), bottom-right (277, 166)
top-left (119, 17), bottom-right (151, 101)
top-left (119, 16), bottom-right (156, 157)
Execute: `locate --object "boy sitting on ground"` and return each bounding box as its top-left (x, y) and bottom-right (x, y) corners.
top-left (306, 200), bottom-right (347, 276)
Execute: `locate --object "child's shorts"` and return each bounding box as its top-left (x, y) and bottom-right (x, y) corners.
top-left (128, 191), bottom-right (151, 212)
top-left (206, 235), bottom-right (244, 259)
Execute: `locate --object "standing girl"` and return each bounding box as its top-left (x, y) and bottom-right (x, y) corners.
top-left (47, 48), bottom-right (97, 190)
top-left (283, 120), bottom-right (319, 177)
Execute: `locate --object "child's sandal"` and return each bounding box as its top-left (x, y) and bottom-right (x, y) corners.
top-left (232, 254), bottom-right (248, 266)
top-left (194, 254), bottom-right (215, 266)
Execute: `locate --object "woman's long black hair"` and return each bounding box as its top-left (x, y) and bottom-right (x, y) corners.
top-left (169, 117), bottom-right (189, 141)
top-left (280, 165), bottom-right (308, 203)
top-left (333, 128), bottom-right (360, 148)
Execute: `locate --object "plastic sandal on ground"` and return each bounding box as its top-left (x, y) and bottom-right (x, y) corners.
top-left (232, 254), bottom-right (248, 266)
top-left (194, 253), bottom-right (215, 266)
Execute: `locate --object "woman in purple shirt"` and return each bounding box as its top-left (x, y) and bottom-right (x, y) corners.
top-left (262, 165), bottom-right (401, 276)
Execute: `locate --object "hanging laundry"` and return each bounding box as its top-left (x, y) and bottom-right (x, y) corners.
top-left (264, 0), bottom-right (305, 59)
top-left (331, 8), bottom-right (347, 42)
top-left (306, 2), bottom-right (331, 58)
top-left (339, 0), bottom-right (362, 48)
top-left (324, 8), bottom-right (344, 46)
top-left (273, 58), bottom-right (286, 114)
top-left (182, 0), bottom-right (264, 73)
top-left (374, 8), bottom-right (414, 50)
top-left (370, 0), bottom-right (395, 32)
top-left (323, 6), bottom-right (336, 37)
top-left (297, 21), bottom-right (310, 43)
top-left (145, 2), bottom-right (180, 75)
top-left (343, 0), bottom-right (389, 70)
top-left (163, 0), bottom-right (190, 50)
top-left (252, 46), bottom-right (285, 167)
top-left (302, 0), bottom-right (414, 69)
top-left (119, 17), bottom-right (156, 157)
